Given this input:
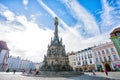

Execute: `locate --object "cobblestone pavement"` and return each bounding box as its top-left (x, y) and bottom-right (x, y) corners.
top-left (84, 72), bottom-right (120, 80)
top-left (0, 72), bottom-right (118, 80)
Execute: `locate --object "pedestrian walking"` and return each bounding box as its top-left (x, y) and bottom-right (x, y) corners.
top-left (13, 70), bottom-right (16, 74)
top-left (6, 68), bottom-right (9, 72)
top-left (22, 69), bottom-right (25, 74)
top-left (104, 69), bottom-right (108, 76)
top-left (92, 69), bottom-right (96, 75)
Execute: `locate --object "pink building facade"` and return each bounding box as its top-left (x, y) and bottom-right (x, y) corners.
top-left (92, 42), bottom-right (120, 71)
top-left (0, 41), bottom-right (9, 71)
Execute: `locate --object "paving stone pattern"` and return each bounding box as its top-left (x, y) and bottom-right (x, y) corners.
top-left (0, 72), bottom-right (118, 80)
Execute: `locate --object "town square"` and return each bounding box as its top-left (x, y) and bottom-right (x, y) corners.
top-left (0, 0), bottom-right (120, 80)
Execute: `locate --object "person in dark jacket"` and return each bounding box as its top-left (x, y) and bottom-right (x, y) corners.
top-left (104, 69), bottom-right (108, 76)
top-left (13, 70), bottom-right (16, 74)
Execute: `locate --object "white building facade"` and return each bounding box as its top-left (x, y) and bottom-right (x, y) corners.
top-left (7, 56), bottom-right (35, 71)
top-left (7, 56), bottom-right (21, 71)
top-left (20, 60), bottom-right (35, 71)
top-left (74, 47), bottom-right (95, 71)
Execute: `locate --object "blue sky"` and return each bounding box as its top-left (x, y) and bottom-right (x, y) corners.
top-left (0, 0), bottom-right (120, 62)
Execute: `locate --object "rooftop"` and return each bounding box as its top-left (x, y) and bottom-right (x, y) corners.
top-left (110, 27), bottom-right (120, 37)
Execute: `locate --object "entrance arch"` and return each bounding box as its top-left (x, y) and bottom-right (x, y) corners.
top-left (79, 68), bottom-right (83, 72)
top-left (105, 63), bottom-right (111, 71)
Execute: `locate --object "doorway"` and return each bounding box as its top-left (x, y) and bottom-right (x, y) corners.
top-left (105, 63), bottom-right (111, 71)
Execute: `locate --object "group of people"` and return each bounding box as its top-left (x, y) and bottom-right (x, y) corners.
top-left (22, 69), bottom-right (40, 75)
top-left (6, 69), bottom-right (40, 75)
top-left (6, 69), bottom-right (16, 74)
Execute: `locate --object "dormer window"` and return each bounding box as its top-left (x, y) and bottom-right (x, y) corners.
top-left (116, 32), bottom-right (120, 36)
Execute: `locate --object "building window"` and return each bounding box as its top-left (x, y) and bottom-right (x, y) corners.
top-left (94, 52), bottom-right (97, 56)
top-left (100, 57), bottom-right (102, 62)
top-left (106, 49), bottom-right (110, 54)
top-left (102, 50), bottom-right (105, 54)
top-left (90, 59), bottom-right (92, 64)
top-left (85, 55), bottom-right (87, 59)
top-left (116, 32), bottom-right (120, 36)
top-left (104, 57), bottom-right (107, 62)
top-left (111, 48), bottom-right (115, 52)
top-left (85, 61), bottom-right (87, 65)
top-left (113, 54), bottom-right (117, 60)
top-left (89, 54), bottom-right (92, 58)
top-left (83, 61), bottom-right (84, 65)
top-left (108, 56), bottom-right (111, 61)
top-left (77, 62), bottom-right (80, 65)
top-left (98, 51), bottom-right (101, 55)
top-left (82, 56), bottom-right (83, 60)
top-left (96, 58), bottom-right (98, 62)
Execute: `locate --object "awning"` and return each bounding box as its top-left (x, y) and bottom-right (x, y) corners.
top-left (115, 64), bottom-right (120, 67)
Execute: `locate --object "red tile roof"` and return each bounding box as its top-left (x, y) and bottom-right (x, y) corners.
top-left (110, 27), bottom-right (120, 37)
top-left (0, 41), bottom-right (9, 50)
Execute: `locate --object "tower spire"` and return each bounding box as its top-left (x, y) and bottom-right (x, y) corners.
top-left (54, 17), bottom-right (59, 40)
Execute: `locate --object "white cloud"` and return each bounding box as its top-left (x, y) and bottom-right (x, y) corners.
top-left (100, 0), bottom-right (120, 32)
top-left (61, 0), bottom-right (100, 37)
top-left (0, 4), bottom-right (53, 62)
top-left (60, 29), bottom-right (110, 52)
top-left (23, 0), bottom-right (28, 6)
top-left (3, 10), bottom-right (15, 21)
top-left (0, 4), bottom-right (15, 21)
top-left (37, 0), bottom-right (110, 52)
top-left (37, 0), bottom-right (81, 37)
top-left (0, 18), bottom-right (53, 62)
top-left (0, 2), bottom-right (112, 63)
top-left (23, 0), bottom-right (29, 10)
